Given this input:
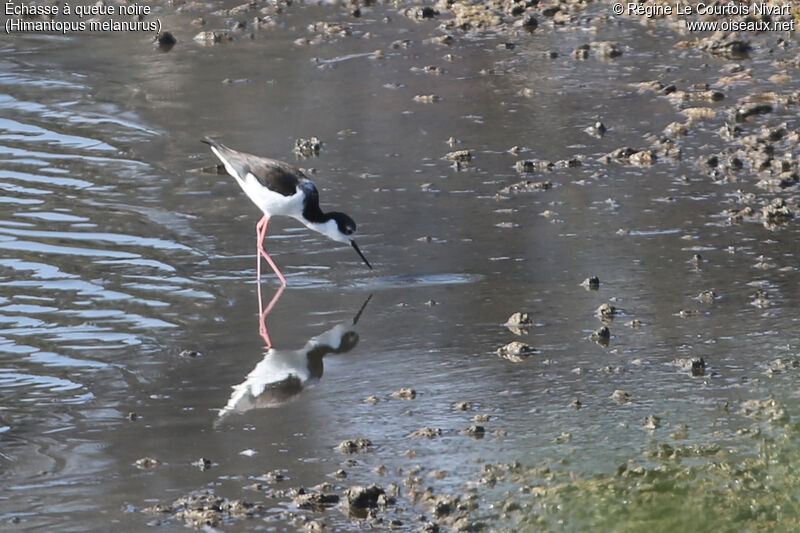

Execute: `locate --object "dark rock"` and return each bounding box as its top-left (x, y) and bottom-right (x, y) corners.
top-left (294, 136), bottom-right (322, 157)
top-left (581, 276), bottom-right (600, 289)
top-left (338, 438), bottom-right (372, 454)
top-left (192, 457), bottom-right (212, 471)
top-left (593, 41), bottom-right (622, 58)
top-left (419, 6), bottom-right (436, 18)
top-left (595, 303), bottom-right (616, 320)
top-left (592, 326), bottom-right (610, 346)
top-left (501, 179), bottom-right (553, 193)
top-left (461, 425), bottom-right (485, 438)
top-left (643, 415), bottom-right (661, 430)
top-left (154, 31), bottom-right (177, 49)
top-left (734, 103), bottom-right (773, 122)
top-left (408, 427), bottom-right (442, 439)
top-left (193, 30), bottom-right (233, 44)
top-left (698, 289), bottom-right (717, 303)
top-left (505, 311), bottom-right (533, 330)
top-left (572, 43), bottom-right (590, 59)
top-left (135, 457), bottom-right (160, 469)
top-left (602, 147), bottom-right (656, 165)
top-left (584, 121), bottom-right (606, 138)
top-left (392, 388), bottom-right (416, 400)
top-left (691, 358), bottom-right (706, 376)
top-left (293, 489), bottom-right (340, 511)
top-left (519, 14), bottom-right (537, 31)
top-left (345, 484), bottom-right (385, 508)
top-left (698, 31), bottom-right (751, 58)
top-left (513, 159), bottom-right (553, 173)
top-left (611, 389), bottom-right (632, 403)
top-left (444, 150), bottom-right (472, 163)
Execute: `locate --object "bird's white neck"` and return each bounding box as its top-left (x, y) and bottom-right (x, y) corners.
top-left (302, 218), bottom-right (349, 244)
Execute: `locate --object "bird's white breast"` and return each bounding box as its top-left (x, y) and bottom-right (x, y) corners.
top-left (220, 348), bottom-right (310, 414)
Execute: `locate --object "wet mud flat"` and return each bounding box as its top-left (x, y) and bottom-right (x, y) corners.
top-left (4, 0), bottom-right (800, 530)
top-left (135, 1), bottom-right (800, 530)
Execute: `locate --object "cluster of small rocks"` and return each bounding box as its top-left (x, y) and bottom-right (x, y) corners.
top-left (144, 490), bottom-right (264, 528)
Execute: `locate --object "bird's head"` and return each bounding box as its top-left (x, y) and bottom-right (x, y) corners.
top-left (327, 212), bottom-right (371, 270)
top-left (330, 212), bottom-right (357, 239)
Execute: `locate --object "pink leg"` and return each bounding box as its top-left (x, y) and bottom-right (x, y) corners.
top-left (258, 285), bottom-right (285, 349)
top-left (255, 216), bottom-right (287, 288)
top-left (256, 216), bottom-right (267, 311)
top-left (256, 216), bottom-right (266, 285)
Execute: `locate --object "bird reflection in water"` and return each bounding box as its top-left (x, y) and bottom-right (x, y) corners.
top-left (218, 293), bottom-right (372, 418)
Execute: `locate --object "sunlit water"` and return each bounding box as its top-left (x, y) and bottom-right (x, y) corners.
top-left (2, 2), bottom-right (800, 530)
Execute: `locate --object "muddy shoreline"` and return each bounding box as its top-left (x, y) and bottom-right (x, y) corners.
top-left (119, 1), bottom-right (800, 531)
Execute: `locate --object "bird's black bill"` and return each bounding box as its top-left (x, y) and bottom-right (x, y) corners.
top-left (352, 294), bottom-right (374, 325)
top-left (351, 240), bottom-right (372, 270)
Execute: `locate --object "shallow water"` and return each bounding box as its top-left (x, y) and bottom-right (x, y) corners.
top-left (3, 2), bottom-right (800, 530)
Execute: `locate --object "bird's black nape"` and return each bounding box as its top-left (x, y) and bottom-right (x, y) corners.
top-left (351, 240), bottom-right (372, 270)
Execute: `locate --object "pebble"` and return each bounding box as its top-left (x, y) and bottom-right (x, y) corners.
top-left (338, 439), bottom-right (373, 454)
top-left (192, 458), bottom-right (212, 471)
top-left (392, 388), bottom-right (417, 400)
top-left (496, 341), bottom-right (534, 362)
top-left (643, 415), bottom-right (661, 430)
top-left (698, 289), bottom-right (718, 303)
top-left (413, 94), bottom-right (441, 103)
top-left (596, 303), bottom-right (616, 319)
top-left (135, 457), bottom-right (160, 469)
top-left (293, 136), bottom-right (322, 157)
top-left (581, 276), bottom-right (600, 289)
top-left (461, 425), bottom-right (486, 438)
top-left (506, 312), bottom-right (532, 327)
top-left (611, 390), bottom-right (632, 404)
top-left (408, 427), bottom-right (442, 439)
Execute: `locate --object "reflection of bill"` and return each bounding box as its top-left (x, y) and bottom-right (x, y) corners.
top-left (218, 295), bottom-right (371, 418)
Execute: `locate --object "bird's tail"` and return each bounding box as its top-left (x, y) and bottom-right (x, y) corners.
top-left (201, 136), bottom-right (222, 150)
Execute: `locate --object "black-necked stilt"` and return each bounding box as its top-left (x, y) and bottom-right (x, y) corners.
top-left (202, 137), bottom-right (372, 286)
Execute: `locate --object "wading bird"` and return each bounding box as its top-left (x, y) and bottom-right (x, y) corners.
top-left (202, 137), bottom-right (372, 288)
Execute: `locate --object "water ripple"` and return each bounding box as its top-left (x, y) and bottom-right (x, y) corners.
top-left (0, 57), bottom-right (209, 432)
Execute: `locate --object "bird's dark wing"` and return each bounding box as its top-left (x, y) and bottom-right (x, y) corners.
top-left (202, 137), bottom-right (305, 197)
top-left (243, 156), bottom-right (304, 197)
